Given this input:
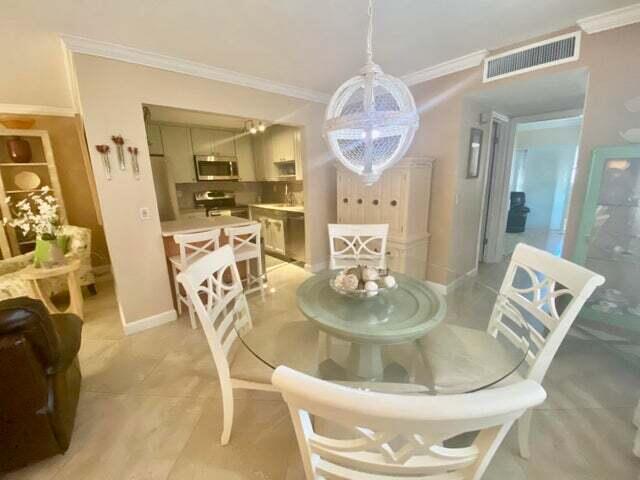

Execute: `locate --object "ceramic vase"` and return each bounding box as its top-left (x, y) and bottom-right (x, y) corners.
top-left (6, 137), bottom-right (32, 163)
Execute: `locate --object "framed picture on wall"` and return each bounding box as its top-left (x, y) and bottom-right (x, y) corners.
top-left (466, 127), bottom-right (483, 178)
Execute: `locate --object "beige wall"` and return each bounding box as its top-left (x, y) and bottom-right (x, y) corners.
top-left (72, 54), bottom-right (333, 325)
top-left (407, 23), bottom-right (640, 282)
top-left (0, 26), bottom-right (73, 109)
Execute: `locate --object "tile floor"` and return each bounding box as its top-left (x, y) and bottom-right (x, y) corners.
top-left (503, 229), bottom-right (565, 257)
top-left (6, 265), bottom-right (640, 479)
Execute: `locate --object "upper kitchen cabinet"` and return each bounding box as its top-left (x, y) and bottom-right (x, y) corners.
top-left (191, 128), bottom-right (237, 157)
top-left (236, 134), bottom-right (256, 181)
top-left (190, 127), bottom-right (215, 155)
top-left (146, 123), bottom-right (164, 156)
top-left (253, 124), bottom-right (303, 181)
top-left (161, 125), bottom-right (195, 183)
top-left (213, 129), bottom-right (237, 157)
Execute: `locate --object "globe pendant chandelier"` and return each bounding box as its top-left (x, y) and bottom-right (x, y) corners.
top-left (323, 0), bottom-right (419, 185)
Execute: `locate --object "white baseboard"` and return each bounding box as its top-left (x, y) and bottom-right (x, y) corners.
top-left (93, 264), bottom-right (112, 276)
top-left (305, 261), bottom-right (328, 273)
top-left (123, 309), bottom-right (177, 335)
top-left (426, 267), bottom-right (478, 295)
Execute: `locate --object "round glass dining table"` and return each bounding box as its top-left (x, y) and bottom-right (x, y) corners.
top-left (238, 258), bottom-right (530, 395)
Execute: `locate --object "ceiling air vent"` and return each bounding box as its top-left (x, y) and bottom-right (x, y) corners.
top-left (483, 32), bottom-right (581, 82)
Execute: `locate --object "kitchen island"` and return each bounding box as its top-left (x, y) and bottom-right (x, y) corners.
top-left (161, 215), bottom-right (254, 237)
top-left (161, 215), bottom-right (261, 308)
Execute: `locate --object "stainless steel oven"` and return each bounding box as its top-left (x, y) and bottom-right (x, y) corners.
top-left (194, 155), bottom-right (239, 181)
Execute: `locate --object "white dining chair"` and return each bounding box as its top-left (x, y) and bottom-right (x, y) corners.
top-left (224, 223), bottom-right (265, 299)
top-left (176, 244), bottom-right (276, 445)
top-left (273, 365), bottom-right (546, 480)
top-left (486, 242), bottom-right (605, 458)
top-left (170, 229), bottom-right (221, 329)
top-left (328, 224), bottom-right (389, 270)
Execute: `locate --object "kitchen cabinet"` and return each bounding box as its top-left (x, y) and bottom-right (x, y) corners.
top-left (253, 125), bottom-right (302, 181)
top-left (190, 128), bottom-right (215, 155)
top-left (236, 134), bottom-right (256, 181)
top-left (213, 130), bottom-right (237, 157)
top-left (256, 215), bottom-right (285, 256)
top-left (146, 124), bottom-right (164, 156)
top-left (191, 128), bottom-right (237, 157)
top-left (161, 125), bottom-right (195, 183)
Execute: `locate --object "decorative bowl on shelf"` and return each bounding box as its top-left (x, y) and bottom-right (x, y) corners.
top-left (14, 171), bottom-right (41, 190)
top-left (330, 265), bottom-right (397, 298)
top-left (0, 118), bottom-right (35, 130)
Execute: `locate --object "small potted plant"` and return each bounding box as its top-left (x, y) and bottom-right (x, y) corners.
top-left (4, 187), bottom-right (67, 267)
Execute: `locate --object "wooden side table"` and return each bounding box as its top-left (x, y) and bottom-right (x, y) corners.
top-left (21, 259), bottom-right (83, 318)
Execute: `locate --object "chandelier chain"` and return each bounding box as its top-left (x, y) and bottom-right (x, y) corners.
top-left (366, 0), bottom-right (374, 64)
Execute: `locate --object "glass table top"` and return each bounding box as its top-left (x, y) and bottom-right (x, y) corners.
top-left (238, 258), bottom-right (531, 395)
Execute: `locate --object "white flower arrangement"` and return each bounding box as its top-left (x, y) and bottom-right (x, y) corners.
top-left (3, 187), bottom-right (61, 240)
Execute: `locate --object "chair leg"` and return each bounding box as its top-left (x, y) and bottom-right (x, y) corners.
top-left (518, 409), bottom-right (533, 459)
top-left (187, 301), bottom-right (197, 330)
top-left (172, 264), bottom-right (182, 315)
top-left (256, 255), bottom-right (265, 300)
top-left (220, 382), bottom-right (234, 446)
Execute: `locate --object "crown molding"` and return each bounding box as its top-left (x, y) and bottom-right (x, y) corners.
top-left (577, 3), bottom-right (640, 34)
top-left (0, 103), bottom-right (77, 117)
top-left (401, 50), bottom-right (488, 87)
top-left (60, 34), bottom-right (331, 104)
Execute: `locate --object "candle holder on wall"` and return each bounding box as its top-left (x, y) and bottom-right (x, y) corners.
top-left (111, 135), bottom-right (126, 171)
top-left (95, 145), bottom-right (112, 180)
top-left (128, 146), bottom-right (140, 180)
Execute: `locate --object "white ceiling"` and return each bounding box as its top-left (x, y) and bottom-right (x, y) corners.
top-left (4, 0), bottom-right (636, 94)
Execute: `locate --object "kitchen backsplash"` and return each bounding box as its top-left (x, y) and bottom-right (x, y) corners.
top-left (175, 180), bottom-right (303, 209)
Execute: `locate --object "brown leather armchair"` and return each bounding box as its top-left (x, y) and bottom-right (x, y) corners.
top-left (0, 297), bottom-right (83, 472)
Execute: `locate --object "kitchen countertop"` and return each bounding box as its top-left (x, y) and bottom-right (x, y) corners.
top-left (249, 203), bottom-right (305, 213)
top-left (161, 215), bottom-right (255, 237)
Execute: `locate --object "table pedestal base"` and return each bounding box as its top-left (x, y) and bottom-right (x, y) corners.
top-left (346, 343), bottom-right (384, 379)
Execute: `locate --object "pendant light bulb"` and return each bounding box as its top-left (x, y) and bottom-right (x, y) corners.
top-left (257, 122), bottom-right (266, 133)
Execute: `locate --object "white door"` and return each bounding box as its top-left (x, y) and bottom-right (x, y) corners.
top-left (161, 126), bottom-right (196, 183)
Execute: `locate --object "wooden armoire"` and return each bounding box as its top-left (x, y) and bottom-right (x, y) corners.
top-left (336, 157), bottom-right (433, 279)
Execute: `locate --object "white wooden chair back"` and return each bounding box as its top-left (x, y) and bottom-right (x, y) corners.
top-left (176, 245), bottom-right (252, 382)
top-left (328, 224), bottom-right (388, 269)
top-left (225, 223), bottom-right (261, 259)
top-left (489, 243), bottom-right (605, 383)
top-left (273, 366), bottom-right (546, 480)
top-left (174, 229), bottom-right (221, 269)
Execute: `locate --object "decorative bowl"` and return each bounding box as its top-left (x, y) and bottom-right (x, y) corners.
top-left (0, 118), bottom-right (35, 129)
top-left (14, 171), bottom-right (41, 190)
top-left (329, 265), bottom-right (398, 298)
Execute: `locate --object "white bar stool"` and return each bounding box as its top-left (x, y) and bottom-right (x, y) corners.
top-left (170, 229), bottom-right (221, 328)
top-left (224, 223), bottom-right (265, 299)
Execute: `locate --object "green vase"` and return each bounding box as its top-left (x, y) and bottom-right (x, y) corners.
top-left (34, 237), bottom-right (65, 268)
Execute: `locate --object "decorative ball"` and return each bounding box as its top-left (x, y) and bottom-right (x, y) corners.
top-left (334, 273), bottom-right (345, 288)
top-left (364, 280), bottom-right (379, 297)
top-left (323, 63), bottom-right (419, 185)
top-left (342, 274), bottom-right (359, 291)
top-left (382, 275), bottom-right (396, 288)
top-left (362, 267), bottom-right (379, 282)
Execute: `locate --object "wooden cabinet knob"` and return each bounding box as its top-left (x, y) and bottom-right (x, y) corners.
top-left (343, 198), bottom-right (348, 203)
top-left (357, 198), bottom-right (363, 204)
top-left (390, 200), bottom-right (398, 207)
top-left (373, 199), bottom-right (379, 205)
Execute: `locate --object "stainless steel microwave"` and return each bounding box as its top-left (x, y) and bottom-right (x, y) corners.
top-left (194, 155), bottom-right (239, 181)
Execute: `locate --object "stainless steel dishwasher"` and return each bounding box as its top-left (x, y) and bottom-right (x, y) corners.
top-left (285, 213), bottom-right (305, 262)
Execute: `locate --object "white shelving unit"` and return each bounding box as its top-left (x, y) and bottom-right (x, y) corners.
top-left (0, 129), bottom-right (67, 258)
